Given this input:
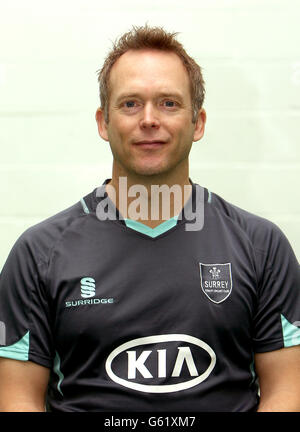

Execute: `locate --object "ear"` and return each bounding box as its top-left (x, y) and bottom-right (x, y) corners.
top-left (193, 108), bottom-right (206, 142)
top-left (95, 107), bottom-right (109, 142)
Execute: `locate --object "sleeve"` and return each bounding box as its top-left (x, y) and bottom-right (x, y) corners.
top-left (252, 223), bottom-right (300, 353)
top-left (0, 229), bottom-right (54, 368)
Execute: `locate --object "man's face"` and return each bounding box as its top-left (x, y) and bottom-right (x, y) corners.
top-left (96, 49), bottom-right (206, 178)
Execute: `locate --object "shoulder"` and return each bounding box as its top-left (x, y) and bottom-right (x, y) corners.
top-left (207, 189), bottom-right (296, 262)
top-left (8, 197), bottom-right (91, 267)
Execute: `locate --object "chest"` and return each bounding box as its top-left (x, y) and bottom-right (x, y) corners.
top-left (48, 226), bottom-right (258, 346)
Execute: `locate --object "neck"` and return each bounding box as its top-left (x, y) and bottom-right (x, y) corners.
top-left (107, 163), bottom-right (192, 228)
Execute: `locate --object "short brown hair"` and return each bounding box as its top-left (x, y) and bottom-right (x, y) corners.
top-left (97, 25), bottom-right (205, 123)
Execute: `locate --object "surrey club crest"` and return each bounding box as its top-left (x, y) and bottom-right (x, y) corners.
top-left (199, 263), bottom-right (233, 304)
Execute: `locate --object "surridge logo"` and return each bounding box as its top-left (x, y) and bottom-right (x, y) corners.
top-left (65, 276), bottom-right (114, 308)
top-left (80, 277), bottom-right (96, 298)
top-left (105, 334), bottom-right (216, 393)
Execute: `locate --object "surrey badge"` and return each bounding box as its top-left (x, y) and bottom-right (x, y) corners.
top-left (199, 263), bottom-right (233, 304)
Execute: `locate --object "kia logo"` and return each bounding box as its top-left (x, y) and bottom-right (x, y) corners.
top-left (105, 334), bottom-right (216, 393)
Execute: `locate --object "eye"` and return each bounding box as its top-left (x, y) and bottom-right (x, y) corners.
top-left (120, 99), bottom-right (142, 114)
top-left (161, 99), bottom-right (179, 109)
top-left (164, 100), bottom-right (175, 107)
top-left (124, 101), bottom-right (136, 108)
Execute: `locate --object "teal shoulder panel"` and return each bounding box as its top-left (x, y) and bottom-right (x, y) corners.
top-left (0, 331), bottom-right (29, 361)
top-left (281, 314), bottom-right (300, 347)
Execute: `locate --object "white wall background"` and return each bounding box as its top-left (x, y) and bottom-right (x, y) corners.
top-left (0, 0), bottom-right (299, 269)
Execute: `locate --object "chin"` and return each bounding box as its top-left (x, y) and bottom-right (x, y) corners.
top-left (133, 156), bottom-right (172, 173)
top-left (132, 164), bottom-right (170, 177)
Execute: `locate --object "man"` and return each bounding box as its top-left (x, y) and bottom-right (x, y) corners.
top-left (0, 25), bottom-right (299, 412)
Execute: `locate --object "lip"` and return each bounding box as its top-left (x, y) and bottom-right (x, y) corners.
top-left (133, 140), bottom-right (167, 148)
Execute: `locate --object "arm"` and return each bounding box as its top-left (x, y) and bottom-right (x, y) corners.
top-left (0, 358), bottom-right (50, 412)
top-left (255, 345), bottom-right (300, 412)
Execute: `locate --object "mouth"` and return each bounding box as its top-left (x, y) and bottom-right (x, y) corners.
top-left (133, 140), bottom-right (167, 149)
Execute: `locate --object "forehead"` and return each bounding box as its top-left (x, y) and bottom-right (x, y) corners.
top-left (108, 49), bottom-right (191, 99)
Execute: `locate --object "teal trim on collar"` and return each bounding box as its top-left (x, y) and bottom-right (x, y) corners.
top-left (208, 190), bottom-right (212, 204)
top-left (124, 216), bottom-right (179, 238)
top-left (0, 331), bottom-right (29, 361)
top-left (281, 314), bottom-right (300, 347)
top-left (80, 197), bottom-right (90, 214)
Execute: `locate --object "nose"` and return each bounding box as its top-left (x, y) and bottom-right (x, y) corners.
top-left (139, 103), bottom-right (160, 130)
